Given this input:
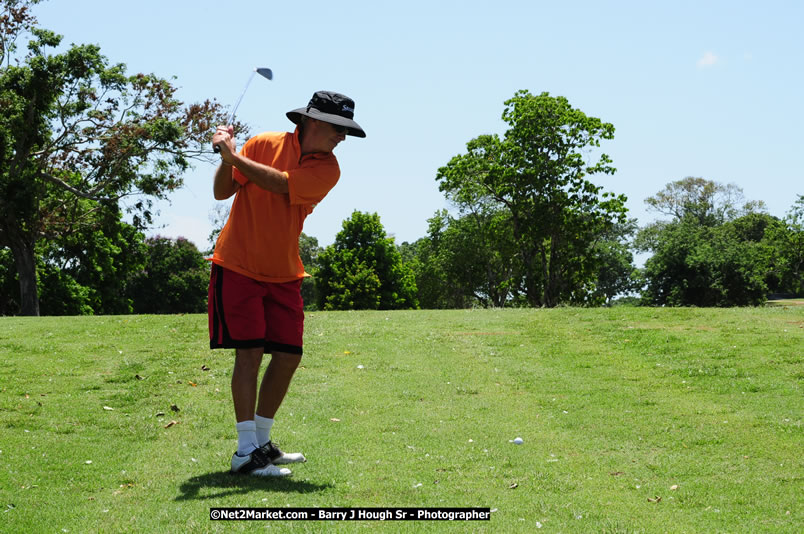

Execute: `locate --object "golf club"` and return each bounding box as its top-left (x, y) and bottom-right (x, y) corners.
top-left (214, 67), bottom-right (273, 153)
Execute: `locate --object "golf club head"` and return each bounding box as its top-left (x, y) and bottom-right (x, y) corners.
top-left (255, 67), bottom-right (273, 80)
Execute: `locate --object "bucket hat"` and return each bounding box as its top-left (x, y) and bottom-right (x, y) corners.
top-left (286, 91), bottom-right (366, 138)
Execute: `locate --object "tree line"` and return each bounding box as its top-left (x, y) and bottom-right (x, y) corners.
top-left (2, 177), bottom-right (800, 316)
top-left (300, 180), bottom-right (802, 311)
top-left (1, 1), bottom-right (801, 315)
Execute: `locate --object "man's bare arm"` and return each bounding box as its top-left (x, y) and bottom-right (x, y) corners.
top-left (227, 152), bottom-right (289, 195)
top-left (213, 163), bottom-right (240, 200)
top-left (212, 125), bottom-right (289, 197)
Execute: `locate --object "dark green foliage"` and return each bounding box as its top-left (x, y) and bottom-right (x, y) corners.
top-left (38, 212), bottom-right (147, 315)
top-left (763, 195), bottom-right (804, 296)
top-left (316, 211), bottom-right (418, 310)
top-left (435, 91), bottom-right (629, 307)
top-left (636, 179), bottom-right (795, 306)
top-left (127, 236), bottom-right (209, 314)
top-left (589, 219), bottom-right (641, 306)
top-left (401, 236), bottom-right (456, 310)
top-left (0, 248), bottom-right (19, 315)
top-left (0, 208), bottom-right (147, 316)
top-left (37, 262), bottom-right (93, 315)
top-left (639, 219), bottom-right (770, 306)
top-left (409, 209), bottom-right (523, 308)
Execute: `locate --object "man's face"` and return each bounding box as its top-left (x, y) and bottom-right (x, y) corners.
top-left (304, 119), bottom-right (347, 154)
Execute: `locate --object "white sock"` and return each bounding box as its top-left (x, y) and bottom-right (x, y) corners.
top-left (255, 415), bottom-right (274, 446)
top-left (235, 420), bottom-right (259, 456)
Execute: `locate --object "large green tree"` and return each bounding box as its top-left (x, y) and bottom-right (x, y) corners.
top-left (637, 218), bottom-right (774, 306)
top-left (0, 1), bottom-right (227, 315)
top-left (637, 179), bottom-right (777, 306)
top-left (436, 90), bottom-right (628, 307)
top-left (316, 211), bottom-right (418, 310)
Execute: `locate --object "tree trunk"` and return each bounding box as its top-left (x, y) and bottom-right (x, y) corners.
top-left (520, 245), bottom-right (540, 307)
top-left (541, 245), bottom-right (553, 307)
top-left (9, 233), bottom-right (39, 316)
top-left (510, 215), bottom-right (542, 307)
top-left (544, 234), bottom-right (562, 308)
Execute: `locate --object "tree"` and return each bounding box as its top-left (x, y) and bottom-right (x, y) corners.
top-left (436, 90), bottom-right (628, 307)
top-left (403, 235), bottom-right (466, 310)
top-left (645, 177), bottom-right (766, 227)
top-left (1, 207), bottom-right (146, 315)
top-left (316, 211), bottom-right (418, 310)
top-left (126, 236), bottom-right (209, 314)
top-left (0, 1), bottom-right (229, 315)
top-left (38, 208), bottom-right (146, 315)
top-left (410, 209), bottom-right (522, 308)
top-left (637, 179), bottom-right (775, 306)
top-left (638, 218), bottom-right (772, 306)
top-left (206, 203), bottom-right (230, 254)
top-left (404, 213), bottom-right (472, 309)
top-left (763, 195), bottom-right (804, 296)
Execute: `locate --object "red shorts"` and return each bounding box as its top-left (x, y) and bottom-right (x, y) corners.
top-left (208, 264), bottom-right (304, 354)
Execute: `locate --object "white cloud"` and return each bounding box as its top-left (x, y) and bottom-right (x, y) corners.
top-left (697, 51), bottom-right (719, 68)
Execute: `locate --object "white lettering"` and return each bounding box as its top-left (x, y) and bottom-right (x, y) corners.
top-left (319, 510), bottom-right (348, 520)
top-left (358, 509), bottom-right (392, 520)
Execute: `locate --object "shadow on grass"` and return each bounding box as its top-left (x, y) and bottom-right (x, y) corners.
top-left (176, 470), bottom-right (332, 501)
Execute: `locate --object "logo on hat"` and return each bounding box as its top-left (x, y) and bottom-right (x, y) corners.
top-left (342, 105), bottom-right (354, 113)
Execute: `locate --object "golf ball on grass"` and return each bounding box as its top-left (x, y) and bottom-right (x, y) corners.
top-left (512, 437), bottom-right (524, 445)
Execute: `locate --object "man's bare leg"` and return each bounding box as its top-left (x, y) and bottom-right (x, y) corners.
top-left (255, 351), bottom-right (306, 464)
top-left (231, 347), bottom-right (263, 422)
top-left (229, 347), bottom-right (292, 475)
top-left (256, 351), bottom-right (302, 418)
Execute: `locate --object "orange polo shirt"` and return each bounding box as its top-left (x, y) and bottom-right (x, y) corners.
top-left (211, 128), bottom-right (340, 282)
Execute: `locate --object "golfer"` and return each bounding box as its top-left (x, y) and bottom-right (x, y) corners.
top-left (209, 91), bottom-right (366, 476)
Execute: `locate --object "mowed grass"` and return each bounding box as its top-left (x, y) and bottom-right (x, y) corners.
top-left (0, 307), bottom-right (801, 533)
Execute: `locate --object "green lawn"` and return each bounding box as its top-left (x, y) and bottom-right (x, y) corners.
top-left (1, 307), bottom-right (802, 533)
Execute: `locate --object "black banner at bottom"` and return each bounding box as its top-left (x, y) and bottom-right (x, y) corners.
top-left (210, 507), bottom-right (491, 521)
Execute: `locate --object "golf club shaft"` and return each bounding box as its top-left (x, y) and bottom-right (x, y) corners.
top-left (214, 68), bottom-right (272, 154)
top-left (227, 70), bottom-right (257, 126)
top-left (214, 71), bottom-right (257, 154)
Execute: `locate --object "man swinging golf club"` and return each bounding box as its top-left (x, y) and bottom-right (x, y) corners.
top-left (209, 91), bottom-right (366, 476)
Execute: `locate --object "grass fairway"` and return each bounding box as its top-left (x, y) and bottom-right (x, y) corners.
top-left (1, 307), bottom-right (802, 533)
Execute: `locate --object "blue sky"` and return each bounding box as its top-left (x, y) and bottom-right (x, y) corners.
top-left (34, 0), bottom-right (804, 250)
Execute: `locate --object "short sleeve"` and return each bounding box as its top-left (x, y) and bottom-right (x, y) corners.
top-left (286, 161), bottom-right (340, 205)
